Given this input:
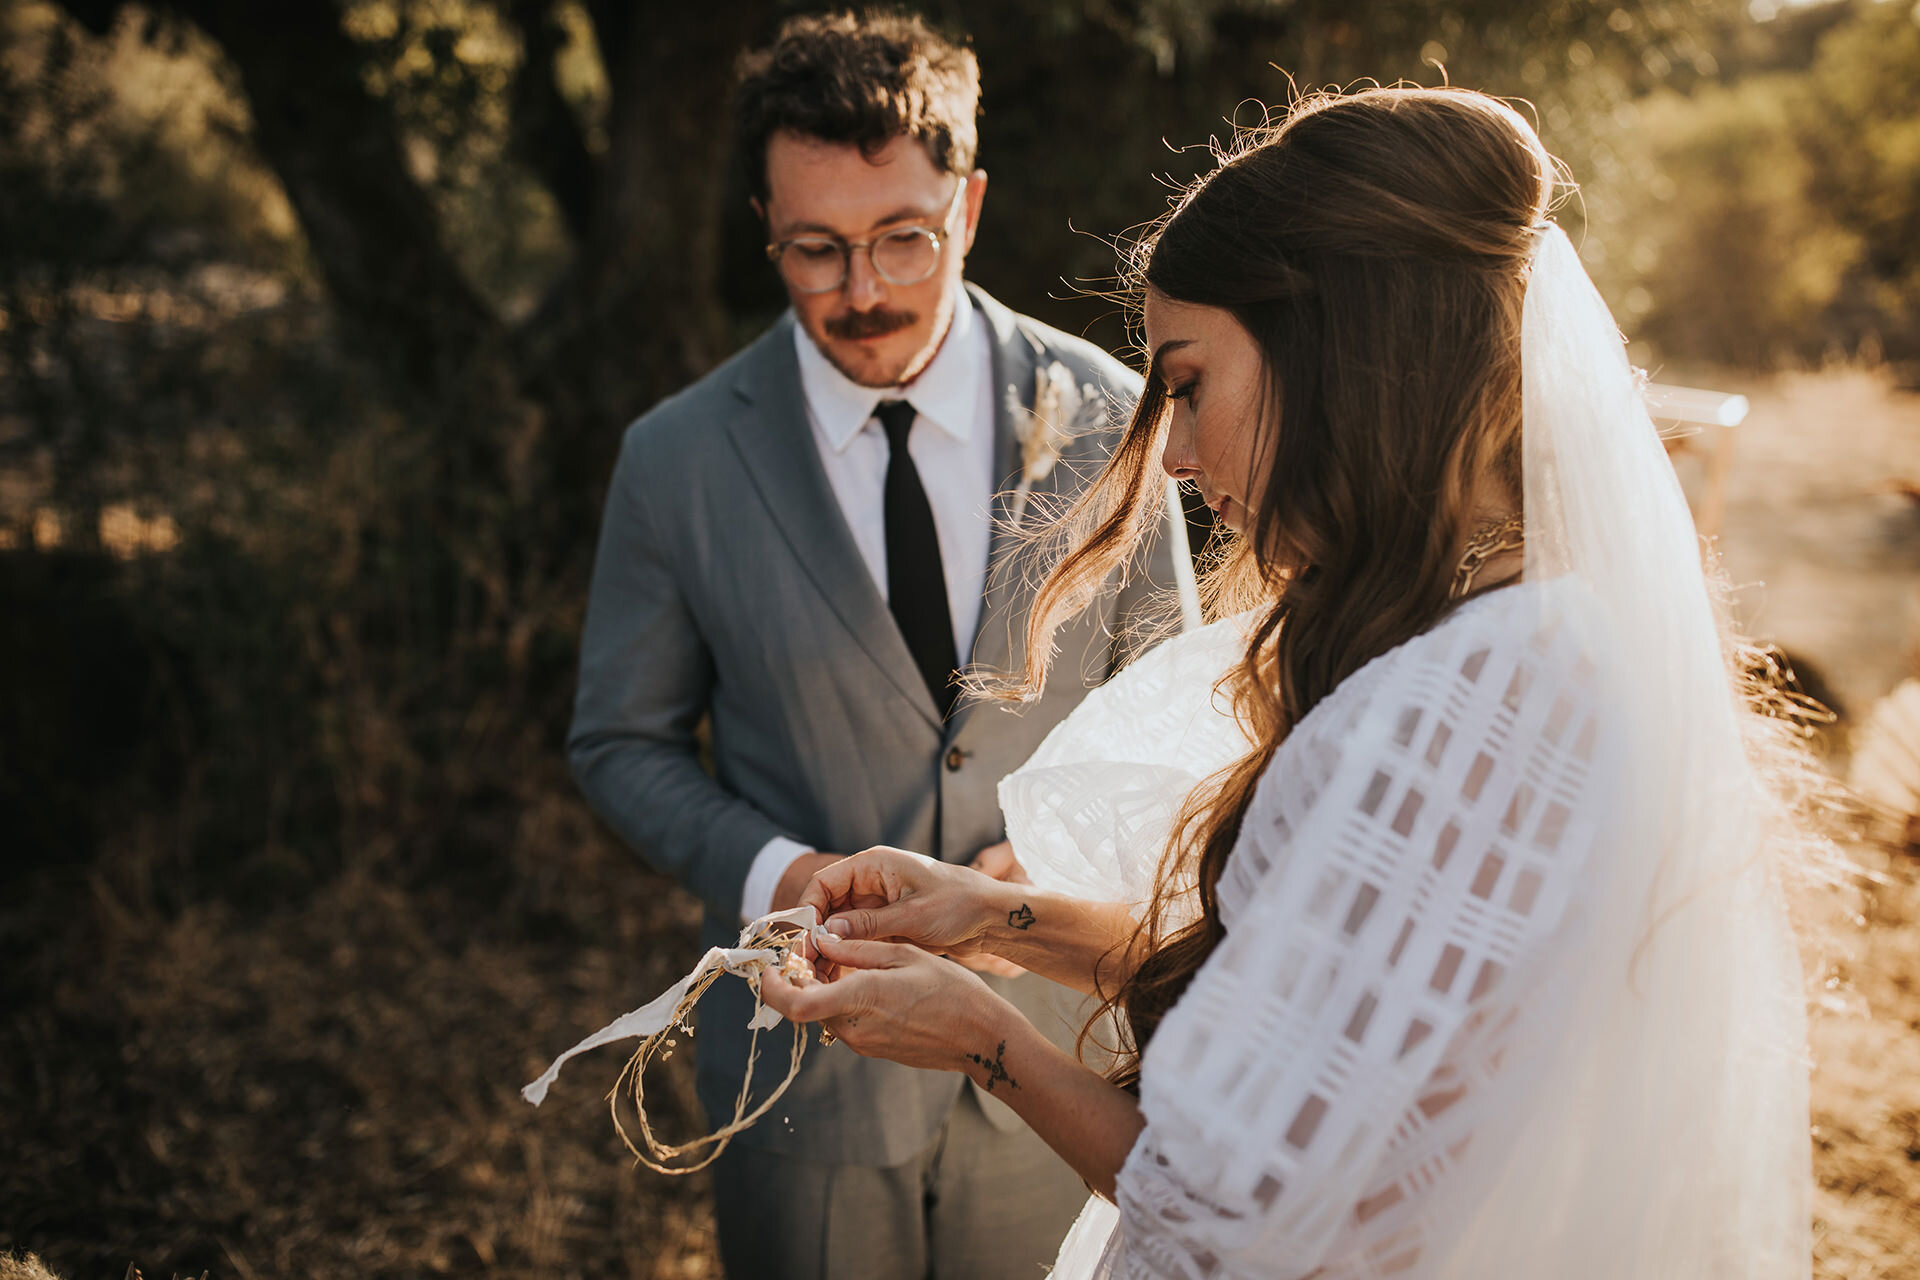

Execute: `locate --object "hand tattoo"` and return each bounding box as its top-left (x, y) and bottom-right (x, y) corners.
top-left (1007, 903), bottom-right (1036, 931)
top-left (965, 1040), bottom-right (1019, 1092)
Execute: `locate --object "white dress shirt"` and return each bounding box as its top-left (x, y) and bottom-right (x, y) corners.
top-left (739, 291), bottom-right (999, 920)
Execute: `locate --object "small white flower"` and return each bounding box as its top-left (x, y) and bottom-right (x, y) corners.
top-left (1019, 362), bottom-right (1081, 483)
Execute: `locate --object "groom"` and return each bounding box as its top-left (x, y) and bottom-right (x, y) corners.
top-left (568, 12), bottom-right (1188, 1279)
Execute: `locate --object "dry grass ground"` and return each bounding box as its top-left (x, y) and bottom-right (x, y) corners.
top-left (1, 792), bottom-right (726, 1279)
top-left (1707, 365), bottom-right (1920, 1279)
top-left (1808, 844), bottom-right (1920, 1280)
top-left (2, 367), bottom-right (1917, 1278)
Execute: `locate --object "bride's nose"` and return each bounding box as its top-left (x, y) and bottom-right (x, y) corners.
top-left (1161, 419), bottom-right (1201, 482)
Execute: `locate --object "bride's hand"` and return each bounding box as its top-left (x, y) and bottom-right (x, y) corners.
top-left (799, 846), bottom-right (1009, 963)
top-left (758, 934), bottom-right (1015, 1074)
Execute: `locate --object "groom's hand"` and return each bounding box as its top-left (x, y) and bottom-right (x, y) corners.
top-left (772, 851), bottom-right (845, 916)
top-left (968, 840), bottom-right (1032, 887)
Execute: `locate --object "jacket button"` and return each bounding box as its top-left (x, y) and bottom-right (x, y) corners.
top-left (945, 747), bottom-right (966, 772)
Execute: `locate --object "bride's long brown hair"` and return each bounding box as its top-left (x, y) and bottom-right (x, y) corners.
top-left (988, 87), bottom-right (1560, 1080)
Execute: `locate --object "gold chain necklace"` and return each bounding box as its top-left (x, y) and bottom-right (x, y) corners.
top-left (1449, 512), bottom-right (1526, 601)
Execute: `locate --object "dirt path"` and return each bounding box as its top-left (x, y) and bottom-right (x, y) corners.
top-left (1708, 367), bottom-right (1920, 720)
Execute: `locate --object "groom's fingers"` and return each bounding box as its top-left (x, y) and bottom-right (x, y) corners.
top-left (800, 855), bottom-right (902, 920)
top-left (798, 859), bottom-right (857, 921)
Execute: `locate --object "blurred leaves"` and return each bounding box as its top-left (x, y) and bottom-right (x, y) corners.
top-left (1594, 74), bottom-right (1865, 368)
top-left (1584, 0), bottom-right (1920, 370)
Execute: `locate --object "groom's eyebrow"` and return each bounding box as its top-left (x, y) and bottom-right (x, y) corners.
top-left (781, 204), bottom-right (948, 237)
top-left (871, 202), bottom-right (944, 227)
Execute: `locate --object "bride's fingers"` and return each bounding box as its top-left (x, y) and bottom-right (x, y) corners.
top-left (760, 964), bottom-right (858, 1022)
top-left (823, 899), bottom-right (923, 944)
top-left (756, 967), bottom-right (808, 1018)
top-left (812, 933), bottom-right (917, 970)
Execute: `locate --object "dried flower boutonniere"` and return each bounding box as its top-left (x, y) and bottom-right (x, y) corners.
top-left (1006, 360), bottom-right (1101, 525)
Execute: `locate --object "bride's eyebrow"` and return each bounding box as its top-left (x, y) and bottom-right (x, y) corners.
top-left (1144, 339), bottom-right (1190, 395)
top-left (1146, 339), bottom-right (1195, 389)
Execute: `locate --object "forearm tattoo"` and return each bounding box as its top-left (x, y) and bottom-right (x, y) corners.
top-left (1007, 903), bottom-right (1036, 931)
top-left (965, 1040), bottom-right (1019, 1093)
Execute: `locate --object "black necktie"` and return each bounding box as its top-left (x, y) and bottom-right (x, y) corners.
top-left (875, 399), bottom-right (959, 718)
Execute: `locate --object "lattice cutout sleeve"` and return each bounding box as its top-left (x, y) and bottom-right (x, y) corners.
top-left (1113, 585), bottom-right (1617, 1280)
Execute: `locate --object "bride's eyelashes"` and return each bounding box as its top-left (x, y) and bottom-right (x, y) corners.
top-left (1166, 379), bottom-right (1198, 404)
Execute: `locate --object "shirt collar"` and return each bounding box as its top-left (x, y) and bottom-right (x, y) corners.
top-left (792, 289), bottom-right (984, 454)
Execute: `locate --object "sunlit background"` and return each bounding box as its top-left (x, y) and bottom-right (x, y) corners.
top-left (2, 2), bottom-right (1917, 1276)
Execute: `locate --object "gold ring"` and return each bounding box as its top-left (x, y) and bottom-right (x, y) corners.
top-left (819, 1027), bottom-right (838, 1047)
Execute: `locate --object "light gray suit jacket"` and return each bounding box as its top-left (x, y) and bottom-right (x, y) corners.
top-left (569, 283), bottom-right (1185, 1166)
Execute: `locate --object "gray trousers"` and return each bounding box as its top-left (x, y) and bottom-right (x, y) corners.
top-left (710, 1087), bottom-right (1088, 1280)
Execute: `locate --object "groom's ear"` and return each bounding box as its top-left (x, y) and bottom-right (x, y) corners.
top-left (961, 169), bottom-right (988, 255)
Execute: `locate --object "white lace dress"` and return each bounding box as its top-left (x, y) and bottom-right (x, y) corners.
top-left (1002, 578), bottom-right (1623, 1279)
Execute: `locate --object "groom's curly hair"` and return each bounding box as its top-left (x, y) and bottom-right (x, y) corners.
top-left (733, 10), bottom-right (981, 205)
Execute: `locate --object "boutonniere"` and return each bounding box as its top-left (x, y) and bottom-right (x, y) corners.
top-left (1006, 360), bottom-right (1101, 525)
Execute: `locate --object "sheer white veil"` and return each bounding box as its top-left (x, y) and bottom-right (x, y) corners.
top-left (1409, 221), bottom-right (1810, 1278)
top-left (1005, 222), bottom-right (1811, 1278)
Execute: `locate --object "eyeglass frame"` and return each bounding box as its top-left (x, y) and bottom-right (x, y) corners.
top-left (763, 180), bottom-right (969, 295)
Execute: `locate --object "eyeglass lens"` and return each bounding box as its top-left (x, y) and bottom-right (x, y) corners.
top-left (777, 228), bottom-right (941, 293)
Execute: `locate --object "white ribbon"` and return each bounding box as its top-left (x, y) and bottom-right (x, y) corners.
top-left (522, 906), bottom-right (828, 1107)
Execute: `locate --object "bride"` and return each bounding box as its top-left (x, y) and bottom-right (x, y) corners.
top-left (759, 86), bottom-right (1816, 1279)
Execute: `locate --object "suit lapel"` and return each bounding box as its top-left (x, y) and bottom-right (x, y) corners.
top-left (723, 317), bottom-right (944, 731)
top-left (954, 285), bottom-right (1068, 725)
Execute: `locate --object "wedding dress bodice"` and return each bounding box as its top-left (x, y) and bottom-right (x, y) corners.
top-left (1004, 578), bottom-right (1624, 1279)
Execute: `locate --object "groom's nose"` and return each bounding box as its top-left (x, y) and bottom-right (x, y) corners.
top-left (843, 249), bottom-right (887, 311)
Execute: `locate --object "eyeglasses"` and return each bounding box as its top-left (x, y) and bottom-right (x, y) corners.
top-left (765, 182), bottom-right (966, 295)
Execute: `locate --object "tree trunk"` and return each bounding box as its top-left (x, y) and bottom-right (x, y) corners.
top-left (518, 0), bottom-right (773, 498)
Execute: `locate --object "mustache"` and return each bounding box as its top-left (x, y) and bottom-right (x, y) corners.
top-left (825, 308), bottom-right (917, 341)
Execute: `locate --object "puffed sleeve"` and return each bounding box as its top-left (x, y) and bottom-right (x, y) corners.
top-left (1113, 590), bottom-right (1620, 1279)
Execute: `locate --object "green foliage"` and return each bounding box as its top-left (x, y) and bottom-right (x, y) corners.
top-left (1590, 74), bottom-right (1863, 367)
top-left (1795, 0), bottom-right (1920, 356)
top-left (342, 0), bottom-right (572, 319)
top-left (1579, 0), bottom-right (1920, 368)
top-left (1, 3), bottom-right (584, 907)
